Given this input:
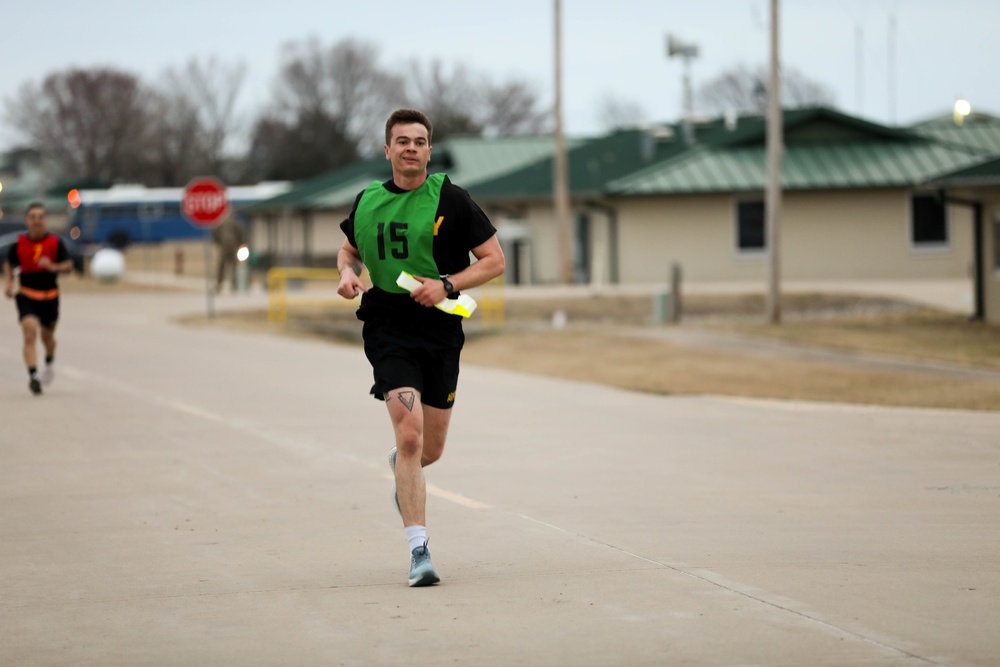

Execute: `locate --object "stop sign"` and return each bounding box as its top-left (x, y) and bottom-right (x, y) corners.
top-left (182, 177), bottom-right (229, 226)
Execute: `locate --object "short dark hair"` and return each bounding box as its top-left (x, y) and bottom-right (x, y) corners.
top-left (26, 201), bottom-right (45, 214)
top-left (385, 109), bottom-right (433, 145)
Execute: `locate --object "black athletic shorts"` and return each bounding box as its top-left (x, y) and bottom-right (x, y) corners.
top-left (16, 293), bottom-right (59, 329)
top-left (362, 319), bottom-right (463, 410)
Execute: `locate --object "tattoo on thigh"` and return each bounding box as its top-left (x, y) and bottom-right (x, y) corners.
top-left (397, 390), bottom-right (416, 411)
top-left (383, 392), bottom-right (391, 402)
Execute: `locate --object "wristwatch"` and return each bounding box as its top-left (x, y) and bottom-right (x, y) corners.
top-left (441, 277), bottom-right (454, 296)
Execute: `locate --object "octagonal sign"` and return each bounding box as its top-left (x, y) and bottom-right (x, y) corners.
top-left (182, 177), bottom-right (229, 227)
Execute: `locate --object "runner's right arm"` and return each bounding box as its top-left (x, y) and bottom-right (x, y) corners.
top-left (337, 239), bottom-right (367, 300)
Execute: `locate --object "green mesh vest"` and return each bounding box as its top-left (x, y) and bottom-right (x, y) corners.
top-left (355, 173), bottom-right (447, 293)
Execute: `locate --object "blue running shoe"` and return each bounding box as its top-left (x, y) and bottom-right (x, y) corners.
top-left (409, 541), bottom-right (440, 587)
top-left (388, 447), bottom-right (400, 515)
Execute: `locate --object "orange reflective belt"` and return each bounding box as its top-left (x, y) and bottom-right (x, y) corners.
top-left (18, 286), bottom-right (59, 301)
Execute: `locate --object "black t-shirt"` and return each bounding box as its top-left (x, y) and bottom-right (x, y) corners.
top-left (340, 177), bottom-right (496, 329)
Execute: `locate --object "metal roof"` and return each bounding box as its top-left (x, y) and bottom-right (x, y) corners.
top-left (248, 156), bottom-right (391, 211)
top-left (910, 113), bottom-right (1000, 155)
top-left (609, 139), bottom-right (990, 195)
top-left (925, 155), bottom-right (1000, 188)
top-left (75, 181), bottom-right (291, 205)
top-left (468, 128), bottom-right (676, 200)
top-left (469, 107), bottom-right (940, 201)
top-left (250, 135), bottom-right (560, 212)
top-left (247, 107), bottom-right (1000, 209)
top-left (607, 109), bottom-right (1000, 195)
top-left (441, 135), bottom-right (563, 188)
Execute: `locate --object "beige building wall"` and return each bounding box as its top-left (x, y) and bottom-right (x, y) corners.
top-left (615, 194), bottom-right (765, 283)
top-left (249, 188), bottom-right (980, 291)
top-left (783, 189), bottom-right (973, 280)
top-left (247, 209), bottom-right (347, 263)
top-left (313, 210), bottom-right (349, 258)
top-left (522, 205), bottom-right (560, 284)
top-left (611, 189), bottom-right (974, 284)
top-left (985, 204), bottom-right (1000, 324)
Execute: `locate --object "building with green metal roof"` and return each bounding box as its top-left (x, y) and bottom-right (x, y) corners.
top-left (244, 135), bottom-right (565, 268)
top-left (245, 106), bottom-right (1000, 315)
top-left (924, 151), bottom-right (1000, 323)
top-left (464, 107), bottom-right (999, 289)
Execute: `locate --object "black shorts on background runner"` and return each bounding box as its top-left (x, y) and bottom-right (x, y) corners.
top-left (16, 294), bottom-right (59, 328)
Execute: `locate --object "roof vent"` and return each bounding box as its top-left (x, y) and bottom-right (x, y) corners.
top-left (725, 110), bottom-right (738, 131)
top-left (640, 132), bottom-right (654, 162)
top-left (651, 125), bottom-right (675, 140)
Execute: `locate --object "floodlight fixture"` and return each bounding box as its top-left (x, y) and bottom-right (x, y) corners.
top-left (954, 98), bottom-right (972, 126)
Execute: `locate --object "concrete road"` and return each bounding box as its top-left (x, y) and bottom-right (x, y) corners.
top-left (1, 292), bottom-right (998, 666)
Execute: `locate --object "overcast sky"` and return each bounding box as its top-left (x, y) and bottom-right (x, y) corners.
top-left (1, 0), bottom-right (996, 152)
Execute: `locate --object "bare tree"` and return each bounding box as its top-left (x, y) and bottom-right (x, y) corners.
top-left (3, 39), bottom-right (551, 186)
top-left (266, 37), bottom-right (401, 157)
top-left (243, 38), bottom-right (379, 182)
top-left (407, 58), bottom-right (549, 140)
top-left (326, 39), bottom-right (405, 150)
top-left (480, 78), bottom-right (550, 137)
top-left (406, 59), bottom-right (483, 141)
top-left (156, 57), bottom-right (248, 178)
top-left (4, 68), bottom-right (154, 182)
top-left (594, 94), bottom-right (649, 132)
top-left (243, 109), bottom-right (357, 182)
top-left (696, 63), bottom-right (836, 116)
top-left (143, 88), bottom-right (201, 186)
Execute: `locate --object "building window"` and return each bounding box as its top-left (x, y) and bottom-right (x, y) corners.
top-left (993, 215), bottom-right (1000, 276)
top-left (736, 200), bottom-right (766, 252)
top-left (911, 195), bottom-right (948, 246)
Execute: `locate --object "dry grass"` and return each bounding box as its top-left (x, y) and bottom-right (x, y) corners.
top-left (461, 326), bottom-right (1000, 412)
top-left (59, 272), bottom-right (190, 294)
top-left (59, 253), bottom-right (1000, 411)
top-left (178, 290), bottom-right (1000, 413)
top-left (121, 241), bottom-right (211, 277)
top-left (710, 310), bottom-right (1000, 370)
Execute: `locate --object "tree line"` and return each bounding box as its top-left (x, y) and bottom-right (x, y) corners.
top-left (2, 37), bottom-right (551, 188)
top-left (3, 34), bottom-right (835, 189)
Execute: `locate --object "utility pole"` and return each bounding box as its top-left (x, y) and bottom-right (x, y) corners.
top-left (553, 0), bottom-right (573, 284)
top-left (765, 0), bottom-right (783, 323)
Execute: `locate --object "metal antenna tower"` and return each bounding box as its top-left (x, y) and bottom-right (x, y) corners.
top-left (667, 34), bottom-right (700, 145)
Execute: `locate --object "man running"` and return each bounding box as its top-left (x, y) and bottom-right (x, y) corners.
top-left (4, 202), bottom-right (74, 395)
top-left (337, 109), bottom-right (505, 586)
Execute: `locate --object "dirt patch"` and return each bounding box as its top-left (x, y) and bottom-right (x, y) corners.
top-left (192, 292), bottom-right (1000, 412)
top-left (460, 324), bottom-right (1000, 412)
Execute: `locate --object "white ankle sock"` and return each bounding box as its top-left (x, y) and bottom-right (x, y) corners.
top-left (405, 525), bottom-right (427, 552)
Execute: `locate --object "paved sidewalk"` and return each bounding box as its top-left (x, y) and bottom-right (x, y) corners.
top-left (2, 291), bottom-right (997, 666)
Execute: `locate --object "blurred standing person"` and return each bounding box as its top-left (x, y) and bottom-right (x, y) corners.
top-left (3, 202), bottom-right (74, 395)
top-left (211, 214), bottom-right (245, 293)
top-left (337, 109), bottom-right (505, 587)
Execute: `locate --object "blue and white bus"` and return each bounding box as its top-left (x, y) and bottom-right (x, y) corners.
top-left (67, 181), bottom-right (290, 246)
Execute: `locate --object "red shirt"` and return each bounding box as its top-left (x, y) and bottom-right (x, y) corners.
top-left (7, 233), bottom-right (69, 297)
